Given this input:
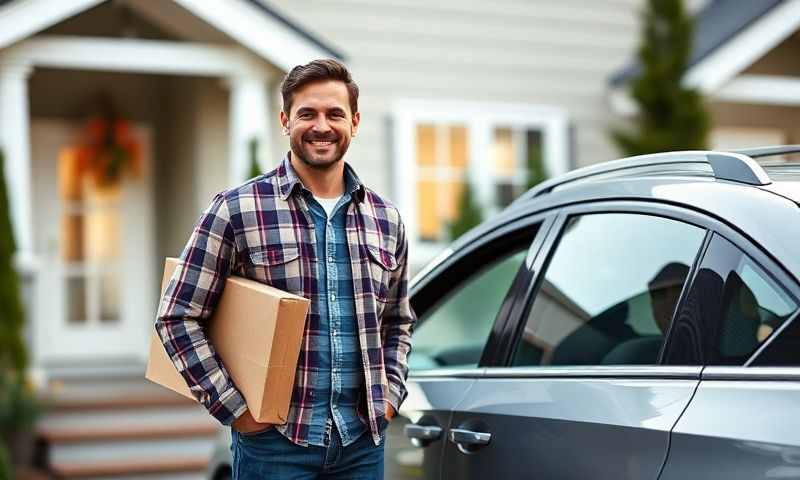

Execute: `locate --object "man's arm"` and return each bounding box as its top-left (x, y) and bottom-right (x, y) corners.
top-left (154, 192), bottom-right (248, 426)
top-left (381, 219), bottom-right (417, 413)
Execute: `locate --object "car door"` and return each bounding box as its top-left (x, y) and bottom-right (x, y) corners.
top-left (659, 232), bottom-right (800, 479)
top-left (385, 216), bottom-right (551, 480)
top-left (440, 203), bottom-right (711, 480)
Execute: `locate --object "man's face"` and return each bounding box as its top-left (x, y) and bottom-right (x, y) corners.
top-left (280, 80), bottom-right (360, 170)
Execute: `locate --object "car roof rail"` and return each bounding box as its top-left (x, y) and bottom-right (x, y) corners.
top-left (511, 150), bottom-right (771, 206)
top-left (731, 145), bottom-right (800, 159)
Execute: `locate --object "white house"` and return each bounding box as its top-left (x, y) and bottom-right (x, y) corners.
top-left (0, 0), bottom-right (347, 377)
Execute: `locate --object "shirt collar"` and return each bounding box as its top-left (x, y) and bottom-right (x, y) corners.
top-left (278, 152), bottom-right (366, 203)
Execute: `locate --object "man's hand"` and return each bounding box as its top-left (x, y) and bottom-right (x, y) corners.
top-left (385, 402), bottom-right (396, 421)
top-left (232, 409), bottom-right (273, 434)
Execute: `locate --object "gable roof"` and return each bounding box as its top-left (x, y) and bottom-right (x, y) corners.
top-left (0, 0), bottom-right (344, 67)
top-left (610, 0), bottom-right (784, 86)
top-left (242, 0), bottom-right (343, 60)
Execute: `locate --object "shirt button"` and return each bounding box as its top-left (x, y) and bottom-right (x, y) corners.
top-left (330, 294), bottom-right (336, 302)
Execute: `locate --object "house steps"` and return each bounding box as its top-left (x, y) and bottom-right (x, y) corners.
top-left (33, 367), bottom-right (221, 479)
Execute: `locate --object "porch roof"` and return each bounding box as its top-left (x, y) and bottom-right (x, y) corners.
top-left (0, 0), bottom-right (345, 69)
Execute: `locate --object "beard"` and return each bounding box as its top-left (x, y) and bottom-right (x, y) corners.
top-left (290, 129), bottom-right (350, 170)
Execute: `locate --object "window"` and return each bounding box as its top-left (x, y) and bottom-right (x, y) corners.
top-left (416, 124), bottom-right (469, 241)
top-left (409, 246), bottom-right (529, 370)
top-left (511, 213), bottom-right (706, 367)
top-left (493, 128), bottom-right (545, 208)
top-left (393, 100), bottom-right (569, 262)
top-left (664, 234), bottom-right (798, 366)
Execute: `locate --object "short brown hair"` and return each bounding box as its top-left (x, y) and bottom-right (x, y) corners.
top-left (281, 59), bottom-right (359, 115)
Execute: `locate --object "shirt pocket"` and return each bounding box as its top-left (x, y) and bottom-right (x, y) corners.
top-left (366, 244), bottom-right (399, 304)
top-left (245, 245), bottom-right (303, 295)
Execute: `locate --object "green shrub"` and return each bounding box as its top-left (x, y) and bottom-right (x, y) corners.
top-left (0, 371), bottom-right (41, 437)
top-left (0, 441), bottom-right (11, 480)
top-left (0, 149), bottom-right (27, 374)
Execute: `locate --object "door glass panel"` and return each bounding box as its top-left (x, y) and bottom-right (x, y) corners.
top-left (99, 271), bottom-right (121, 323)
top-left (665, 234), bottom-right (798, 365)
top-left (411, 247), bottom-right (529, 370)
top-left (60, 214), bottom-right (84, 261)
top-left (58, 147), bottom-right (124, 326)
top-left (512, 213), bottom-right (706, 367)
top-left (66, 276), bottom-right (87, 325)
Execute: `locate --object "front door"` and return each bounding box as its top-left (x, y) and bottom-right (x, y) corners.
top-left (31, 118), bottom-right (156, 366)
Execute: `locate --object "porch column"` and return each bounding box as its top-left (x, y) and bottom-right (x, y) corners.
top-left (226, 73), bottom-right (272, 185)
top-left (0, 61), bottom-right (34, 270)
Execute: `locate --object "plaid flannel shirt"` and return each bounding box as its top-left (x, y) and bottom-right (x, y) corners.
top-left (154, 155), bottom-right (415, 447)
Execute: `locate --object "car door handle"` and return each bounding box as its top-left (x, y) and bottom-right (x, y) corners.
top-left (404, 424), bottom-right (443, 441)
top-left (449, 428), bottom-right (491, 446)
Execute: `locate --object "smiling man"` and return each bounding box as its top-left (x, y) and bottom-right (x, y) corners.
top-left (155, 59), bottom-right (415, 479)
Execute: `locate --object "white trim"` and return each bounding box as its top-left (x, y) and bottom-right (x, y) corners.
top-left (392, 99), bottom-right (570, 264)
top-left (0, 35), bottom-right (271, 78)
top-left (173, 0), bottom-right (338, 72)
top-left (715, 74), bottom-right (800, 107)
top-left (227, 74), bottom-right (272, 185)
top-left (0, 0), bottom-right (334, 71)
top-left (684, 0), bottom-right (800, 92)
top-left (0, 62), bottom-right (33, 264)
top-left (0, 0), bottom-right (104, 50)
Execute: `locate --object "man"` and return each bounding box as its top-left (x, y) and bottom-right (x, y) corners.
top-left (155, 59), bottom-right (415, 479)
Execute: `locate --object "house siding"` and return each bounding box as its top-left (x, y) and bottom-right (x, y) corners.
top-left (265, 0), bottom-right (643, 202)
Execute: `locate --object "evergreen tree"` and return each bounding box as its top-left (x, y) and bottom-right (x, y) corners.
top-left (0, 149), bottom-right (27, 374)
top-left (248, 138), bottom-right (262, 179)
top-left (612, 0), bottom-right (710, 156)
top-left (448, 182), bottom-right (483, 242)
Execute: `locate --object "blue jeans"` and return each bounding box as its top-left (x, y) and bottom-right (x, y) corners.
top-left (231, 423), bottom-right (385, 479)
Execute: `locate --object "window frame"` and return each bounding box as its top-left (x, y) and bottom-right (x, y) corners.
top-left (496, 199), bottom-right (800, 370)
top-left (392, 98), bottom-right (571, 264)
top-left (407, 212), bottom-right (555, 375)
top-left (664, 232), bottom-right (800, 367)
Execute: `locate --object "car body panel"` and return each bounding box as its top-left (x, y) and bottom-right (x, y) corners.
top-left (386, 372), bottom-right (480, 480)
top-left (660, 367), bottom-right (800, 480)
top-left (440, 367), bottom-right (701, 479)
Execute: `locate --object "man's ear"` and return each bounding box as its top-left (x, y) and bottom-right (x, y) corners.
top-left (351, 111), bottom-right (361, 137)
top-left (279, 110), bottom-right (289, 135)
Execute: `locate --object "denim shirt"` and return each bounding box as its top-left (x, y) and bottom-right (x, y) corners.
top-left (304, 180), bottom-right (368, 447)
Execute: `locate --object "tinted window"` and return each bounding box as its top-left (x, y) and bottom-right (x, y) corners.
top-left (410, 248), bottom-right (528, 370)
top-left (664, 233), bottom-right (798, 365)
top-left (512, 213), bottom-right (706, 367)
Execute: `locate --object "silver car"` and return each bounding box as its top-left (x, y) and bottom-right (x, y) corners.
top-left (209, 146), bottom-right (800, 479)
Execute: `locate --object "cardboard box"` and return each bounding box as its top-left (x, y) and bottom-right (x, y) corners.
top-left (146, 258), bottom-right (309, 424)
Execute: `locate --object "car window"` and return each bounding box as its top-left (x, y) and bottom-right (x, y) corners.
top-left (511, 213), bottom-right (706, 367)
top-left (409, 246), bottom-right (530, 370)
top-left (663, 233), bottom-right (798, 366)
